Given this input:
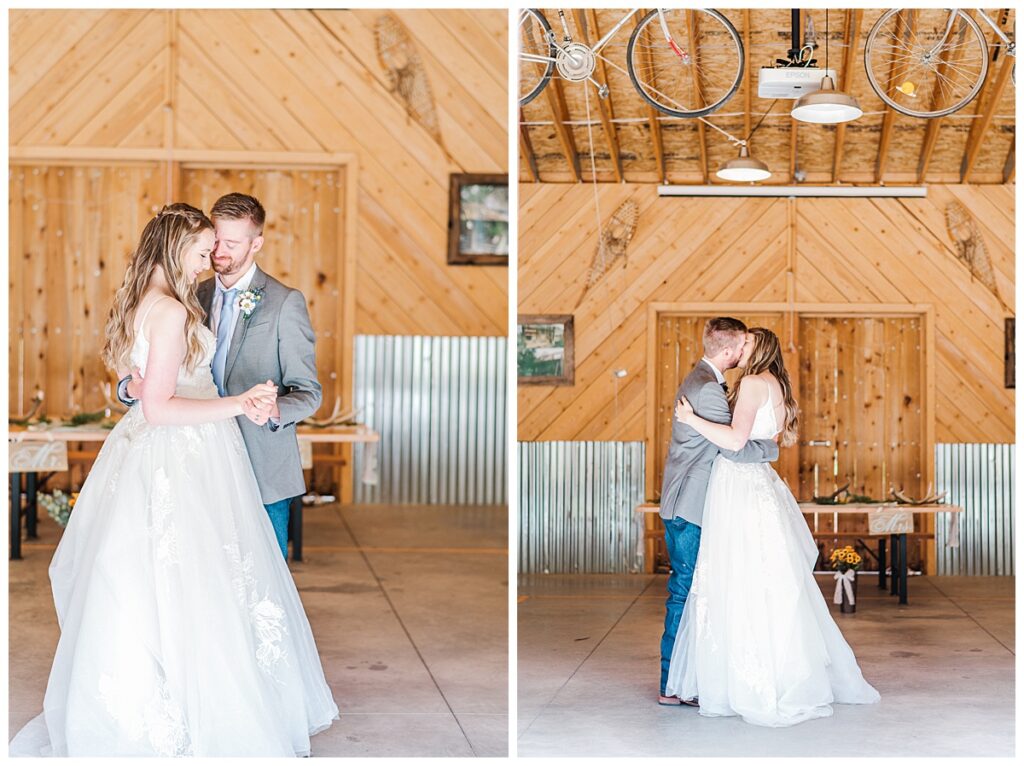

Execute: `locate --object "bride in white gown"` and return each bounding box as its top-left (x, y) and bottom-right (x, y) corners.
top-left (664, 328), bottom-right (879, 727)
top-left (10, 204), bottom-right (339, 756)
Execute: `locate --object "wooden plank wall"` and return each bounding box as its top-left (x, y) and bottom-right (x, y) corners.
top-left (10, 8), bottom-right (507, 343)
top-left (518, 183), bottom-right (1014, 445)
top-left (9, 165), bottom-right (165, 415)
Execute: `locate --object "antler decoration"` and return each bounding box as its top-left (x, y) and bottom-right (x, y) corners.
top-left (302, 396), bottom-right (361, 429)
top-left (9, 390), bottom-right (45, 426)
top-left (576, 198), bottom-right (639, 307)
top-left (945, 201), bottom-right (1009, 311)
top-left (375, 13), bottom-right (449, 159)
top-left (812, 482), bottom-right (850, 504)
top-left (890, 484), bottom-right (947, 506)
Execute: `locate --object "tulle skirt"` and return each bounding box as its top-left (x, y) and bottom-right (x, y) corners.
top-left (9, 405), bottom-right (339, 756)
top-left (665, 457), bottom-right (880, 727)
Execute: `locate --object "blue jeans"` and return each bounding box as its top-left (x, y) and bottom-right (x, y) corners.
top-left (659, 516), bottom-right (702, 695)
top-left (263, 499), bottom-right (293, 560)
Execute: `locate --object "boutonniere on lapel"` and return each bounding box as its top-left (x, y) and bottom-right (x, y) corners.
top-left (237, 288), bottom-right (264, 320)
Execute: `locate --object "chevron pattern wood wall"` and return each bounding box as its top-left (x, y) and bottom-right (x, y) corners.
top-left (518, 183), bottom-right (1014, 444)
top-left (10, 8), bottom-right (507, 337)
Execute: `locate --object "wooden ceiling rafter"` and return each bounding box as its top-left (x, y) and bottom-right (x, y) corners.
top-left (876, 9), bottom-right (916, 182)
top-left (545, 72), bottom-right (582, 182)
top-left (520, 107), bottom-right (540, 182)
top-left (637, 11), bottom-right (666, 183)
top-left (915, 11), bottom-right (972, 184)
top-left (1003, 141), bottom-right (1015, 184)
top-left (742, 10), bottom-right (752, 144)
top-left (574, 8), bottom-right (623, 182)
top-left (961, 52), bottom-right (1014, 182)
top-left (518, 8), bottom-right (1015, 186)
top-left (685, 9), bottom-right (709, 183)
top-left (832, 8), bottom-right (862, 182)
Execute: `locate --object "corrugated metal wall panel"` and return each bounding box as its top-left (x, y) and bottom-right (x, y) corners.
top-left (517, 442), bottom-right (1014, 575)
top-left (518, 441), bottom-right (646, 573)
top-left (353, 335), bottom-right (506, 505)
top-left (935, 443), bottom-right (1015, 576)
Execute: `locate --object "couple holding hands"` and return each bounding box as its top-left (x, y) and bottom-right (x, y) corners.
top-left (11, 195), bottom-right (339, 756)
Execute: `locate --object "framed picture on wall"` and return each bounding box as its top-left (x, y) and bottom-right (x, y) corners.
top-left (447, 173), bottom-right (508, 265)
top-left (518, 314), bottom-right (574, 386)
top-left (1006, 317), bottom-right (1015, 389)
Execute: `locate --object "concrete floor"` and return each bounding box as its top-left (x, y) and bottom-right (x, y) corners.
top-left (10, 503), bottom-right (508, 757)
top-left (518, 573), bottom-right (1014, 757)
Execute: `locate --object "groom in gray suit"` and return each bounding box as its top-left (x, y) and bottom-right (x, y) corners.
top-left (119, 193), bottom-right (322, 560)
top-left (657, 317), bottom-right (779, 705)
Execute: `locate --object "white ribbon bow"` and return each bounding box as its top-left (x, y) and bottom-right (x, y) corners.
top-left (833, 569), bottom-right (856, 605)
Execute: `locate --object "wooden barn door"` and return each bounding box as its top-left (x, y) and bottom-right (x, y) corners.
top-left (9, 162), bottom-right (168, 494)
top-left (9, 163), bottom-right (167, 416)
top-left (798, 314), bottom-right (929, 569)
top-left (180, 165), bottom-right (351, 495)
top-left (650, 307), bottom-right (932, 572)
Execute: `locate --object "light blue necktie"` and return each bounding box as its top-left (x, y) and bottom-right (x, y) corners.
top-left (211, 288), bottom-right (237, 396)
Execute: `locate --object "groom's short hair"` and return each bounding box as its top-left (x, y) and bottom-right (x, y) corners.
top-left (703, 317), bottom-right (747, 356)
top-left (211, 193), bottom-right (266, 236)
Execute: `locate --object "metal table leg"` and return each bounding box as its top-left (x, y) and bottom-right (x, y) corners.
top-left (10, 473), bottom-right (22, 560)
top-left (25, 472), bottom-right (38, 539)
top-left (289, 496), bottom-right (303, 563)
top-left (898, 532), bottom-right (909, 605)
top-left (889, 533), bottom-right (899, 596)
top-left (878, 537), bottom-right (887, 590)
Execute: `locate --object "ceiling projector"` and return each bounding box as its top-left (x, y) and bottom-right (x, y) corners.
top-left (758, 67), bottom-right (837, 99)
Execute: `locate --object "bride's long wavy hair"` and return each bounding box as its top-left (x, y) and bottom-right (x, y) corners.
top-left (728, 327), bottom-right (799, 448)
top-left (101, 204), bottom-right (213, 375)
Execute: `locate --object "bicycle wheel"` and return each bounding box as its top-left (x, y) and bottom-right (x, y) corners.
top-left (864, 9), bottom-right (989, 119)
top-left (626, 8), bottom-right (743, 119)
top-left (519, 9), bottom-right (555, 107)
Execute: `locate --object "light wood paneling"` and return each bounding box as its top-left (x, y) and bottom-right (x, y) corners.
top-left (9, 164), bottom-right (166, 416)
top-left (10, 9), bottom-right (507, 340)
top-left (519, 183), bottom-right (1014, 445)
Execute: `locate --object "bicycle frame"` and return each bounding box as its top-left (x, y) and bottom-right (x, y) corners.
top-left (520, 9), bottom-right (678, 66)
top-left (926, 8), bottom-right (1015, 59)
top-left (975, 8), bottom-right (1015, 55)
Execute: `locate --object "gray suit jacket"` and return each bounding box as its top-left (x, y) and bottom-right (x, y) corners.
top-left (659, 360), bottom-right (779, 525)
top-left (197, 266), bottom-right (322, 505)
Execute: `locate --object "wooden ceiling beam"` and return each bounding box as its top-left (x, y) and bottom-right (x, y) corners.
top-left (637, 13), bottom-right (666, 183)
top-left (574, 8), bottom-right (623, 182)
top-left (832, 9), bottom-right (862, 183)
top-left (544, 73), bottom-right (582, 182)
top-left (915, 14), bottom-right (972, 184)
top-left (743, 10), bottom-right (752, 143)
top-left (1002, 140), bottom-right (1015, 184)
top-left (685, 9), bottom-right (709, 183)
top-left (876, 10), bottom-right (916, 183)
top-left (519, 108), bottom-right (540, 182)
top-left (961, 52), bottom-right (1014, 182)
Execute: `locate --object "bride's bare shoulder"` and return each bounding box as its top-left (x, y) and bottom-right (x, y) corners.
top-left (137, 294), bottom-right (186, 334)
top-left (738, 373), bottom-right (770, 392)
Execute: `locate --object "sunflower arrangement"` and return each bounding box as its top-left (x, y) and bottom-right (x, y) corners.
top-left (37, 489), bottom-right (79, 528)
top-left (829, 545), bottom-right (862, 573)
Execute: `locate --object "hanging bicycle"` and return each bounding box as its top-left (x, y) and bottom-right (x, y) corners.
top-left (518, 8), bottom-right (744, 119)
top-left (864, 8), bottom-right (1015, 119)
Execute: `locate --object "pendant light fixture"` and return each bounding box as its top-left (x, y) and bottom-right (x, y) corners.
top-left (791, 10), bottom-right (862, 124)
top-left (716, 144), bottom-right (771, 182)
top-left (716, 96), bottom-right (777, 183)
